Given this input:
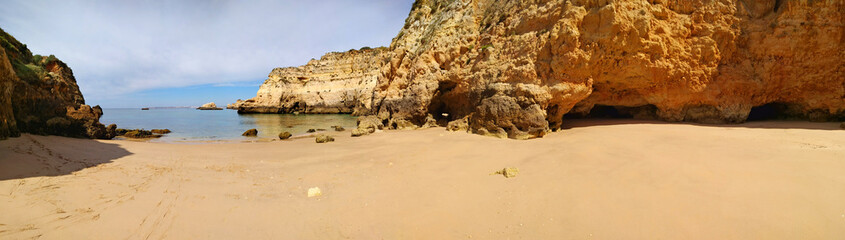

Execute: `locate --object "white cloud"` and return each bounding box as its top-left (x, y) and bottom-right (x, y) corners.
top-left (0, 0), bottom-right (412, 102)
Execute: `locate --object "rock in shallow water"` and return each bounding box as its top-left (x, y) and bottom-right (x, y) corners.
top-left (242, 129), bottom-right (258, 137)
top-left (151, 129), bottom-right (171, 134)
top-left (197, 102), bottom-right (222, 110)
top-left (278, 131), bottom-right (292, 140)
top-left (117, 129), bottom-right (163, 139)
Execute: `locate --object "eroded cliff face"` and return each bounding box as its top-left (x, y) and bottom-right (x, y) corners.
top-left (243, 0), bottom-right (843, 139)
top-left (0, 28), bottom-right (113, 139)
top-left (0, 48), bottom-right (18, 139)
top-left (237, 48), bottom-right (388, 114)
top-left (365, 0), bottom-right (844, 139)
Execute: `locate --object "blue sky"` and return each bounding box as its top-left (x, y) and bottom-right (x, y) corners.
top-left (0, 0), bottom-right (414, 108)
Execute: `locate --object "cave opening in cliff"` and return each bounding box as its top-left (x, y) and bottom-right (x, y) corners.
top-left (427, 81), bottom-right (460, 126)
top-left (747, 102), bottom-right (789, 121)
top-left (564, 104), bottom-right (658, 120)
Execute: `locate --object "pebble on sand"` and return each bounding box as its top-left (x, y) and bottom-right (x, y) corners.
top-left (492, 167), bottom-right (519, 178)
top-left (307, 187), bottom-right (322, 197)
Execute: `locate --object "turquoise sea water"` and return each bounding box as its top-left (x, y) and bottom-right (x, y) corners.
top-left (100, 108), bottom-right (358, 142)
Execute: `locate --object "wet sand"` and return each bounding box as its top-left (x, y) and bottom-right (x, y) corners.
top-left (1, 120), bottom-right (843, 239)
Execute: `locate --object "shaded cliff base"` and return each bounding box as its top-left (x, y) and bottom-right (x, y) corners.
top-left (354, 99), bottom-right (844, 139)
top-left (561, 102), bottom-right (844, 123)
top-left (237, 98), bottom-right (844, 139)
top-left (2, 121), bottom-right (844, 239)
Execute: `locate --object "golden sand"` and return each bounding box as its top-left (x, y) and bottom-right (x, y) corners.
top-left (1, 120), bottom-right (843, 239)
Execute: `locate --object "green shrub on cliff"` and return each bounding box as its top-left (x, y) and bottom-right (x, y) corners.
top-left (10, 60), bottom-right (40, 83)
top-left (0, 28), bottom-right (34, 63)
top-left (45, 54), bottom-right (58, 63)
top-left (31, 54), bottom-right (59, 66)
top-left (1, 27), bottom-right (52, 83)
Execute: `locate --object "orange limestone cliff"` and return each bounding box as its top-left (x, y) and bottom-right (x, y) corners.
top-left (241, 0), bottom-right (844, 139)
top-left (236, 47), bottom-right (388, 114)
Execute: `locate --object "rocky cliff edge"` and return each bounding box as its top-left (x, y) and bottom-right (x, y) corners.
top-left (0, 27), bottom-right (114, 140)
top-left (240, 0), bottom-right (844, 139)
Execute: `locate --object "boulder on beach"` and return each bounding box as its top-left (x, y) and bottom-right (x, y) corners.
top-left (447, 116), bottom-right (470, 132)
top-left (350, 116), bottom-right (383, 137)
top-left (242, 129), bottom-right (258, 137)
top-left (315, 134), bottom-right (334, 143)
top-left (197, 102), bottom-right (223, 110)
top-left (332, 126), bottom-right (345, 131)
top-left (106, 124), bottom-right (117, 138)
top-left (351, 128), bottom-right (369, 137)
top-left (357, 116), bottom-right (383, 132)
top-left (279, 131), bottom-right (292, 140)
top-left (306, 129), bottom-right (316, 133)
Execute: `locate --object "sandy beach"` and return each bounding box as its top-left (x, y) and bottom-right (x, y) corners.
top-left (1, 119), bottom-right (843, 239)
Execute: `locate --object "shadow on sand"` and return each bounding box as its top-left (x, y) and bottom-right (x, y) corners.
top-left (0, 134), bottom-right (132, 181)
top-left (560, 118), bottom-right (843, 131)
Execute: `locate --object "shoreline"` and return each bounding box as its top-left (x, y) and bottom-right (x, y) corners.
top-left (1, 119), bottom-right (843, 239)
top-left (108, 118), bottom-right (844, 144)
top-left (115, 130), bottom-right (355, 144)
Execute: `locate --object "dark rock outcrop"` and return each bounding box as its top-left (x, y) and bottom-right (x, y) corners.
top-left (242, 129), bottom-right (258, 137)
top-left (119, 129), bottom-right (162, 139)
top-left (151, 129), bottom-right (171, 134)
top-left (0, 47), bottom-right (18, 139)
top-left (1, 28), bottom-right (113, 140)
top-left (279, 131), bottom-right (292, 140)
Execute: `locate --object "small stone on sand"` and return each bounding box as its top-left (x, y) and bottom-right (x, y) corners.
top-left (492, 167), bottom-right (519, 178)
top-left (307, 187), bottom-right (322, 197)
